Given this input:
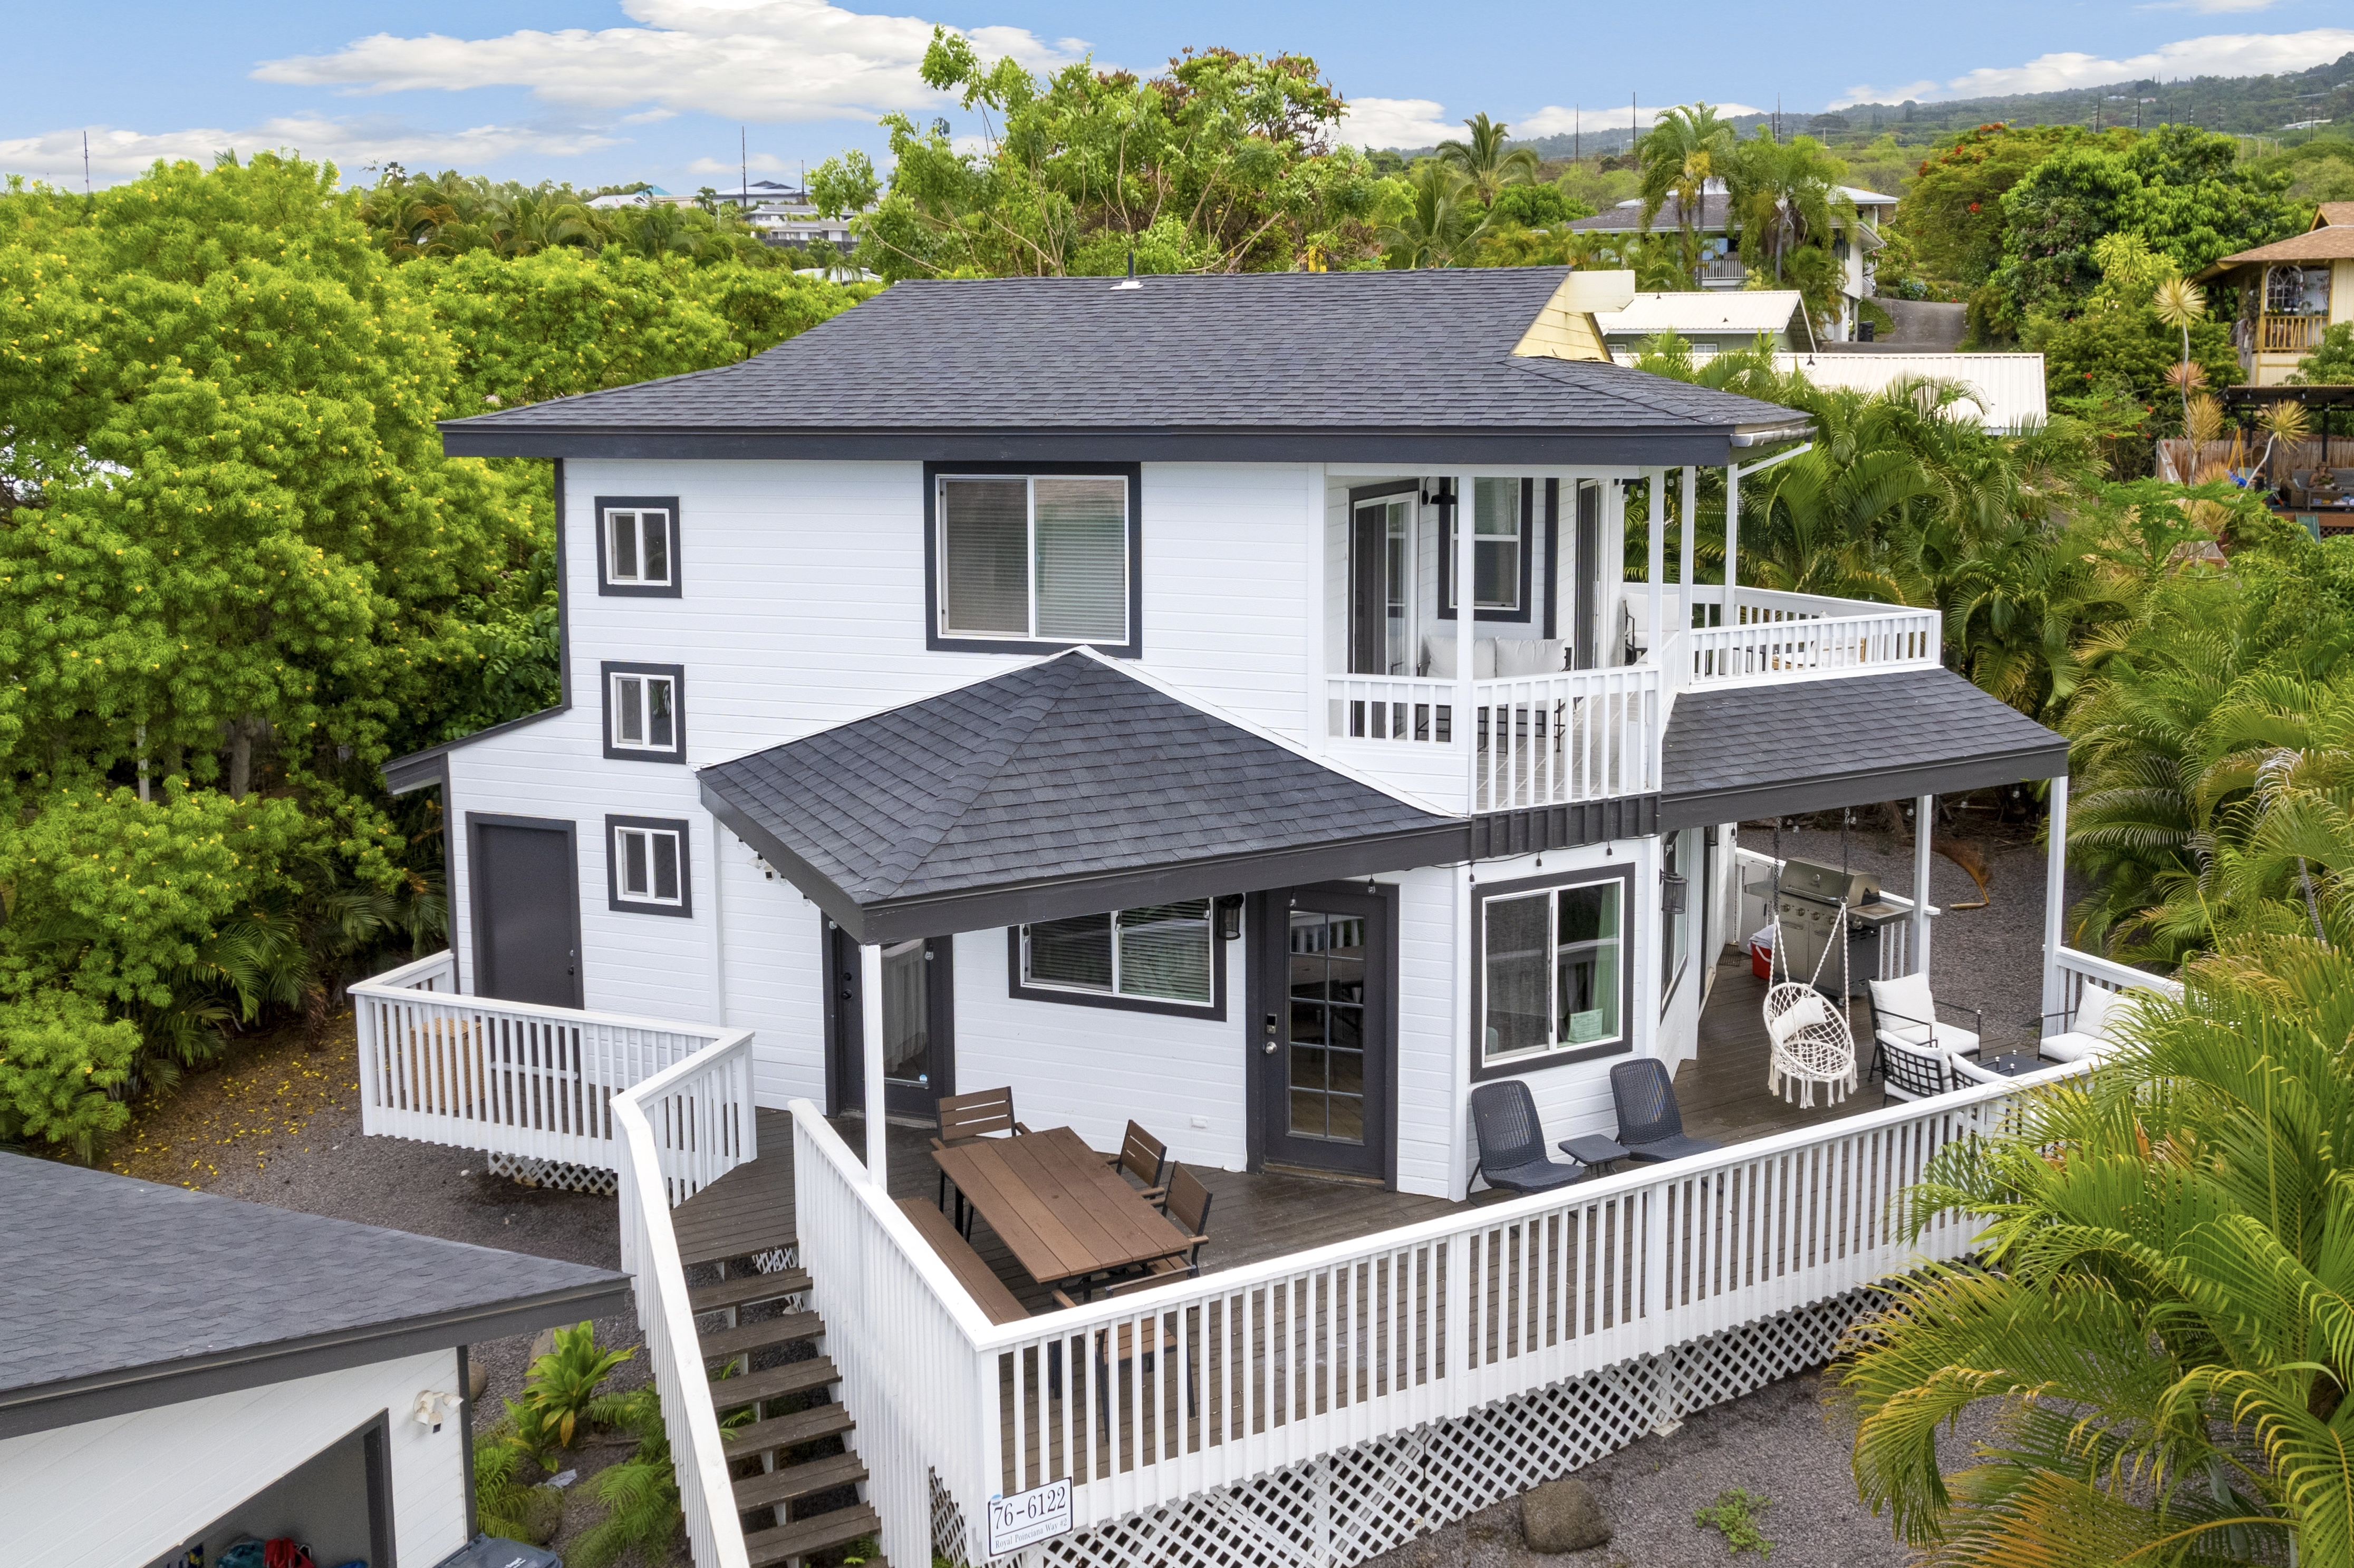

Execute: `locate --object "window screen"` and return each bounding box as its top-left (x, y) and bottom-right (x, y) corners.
top-left (938, 475), bottom-right (1130, 643)
top-left (610, 673), bottom-right (676, 751)
top-left (604, 509), bottom-right (672, 586)
top-left (1445, 479), bottom-right (1523, 612)
top-left (1022, 899), bottom-right (1212, 1005)
top-left (615, 825), bottom-right (682, 904)
top-left (1483, 879), bottom-right (1623, 1063)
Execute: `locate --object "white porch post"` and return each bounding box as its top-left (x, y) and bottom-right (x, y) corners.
top-left (1455, 474), bottom-right (1477, 810)
top-left (1679, 465), bottom-right (1696, 633)
top-left (860, 941), bottom-right (887, 1186)
top-left (2040, 776), bottom-right (2069, 1035)
top-left (1912, 794), bottom-right (1934, 979)
top-left (1723, 460), bottom-right (1741, 630)
top-left (1645, 468), bottom-right (1663, 664)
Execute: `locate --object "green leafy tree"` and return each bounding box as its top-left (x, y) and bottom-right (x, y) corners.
top-left (1377, 161), bottom-right (1483, 268)
top-left (1435, 114), bottom-right (1540, 206)
top-left (2289, 321), bottom-right (2354, 385)
top-left (1724, 130), bottom-right (1856, 288)
top-left (837, 35), bottom-right (1376, 280)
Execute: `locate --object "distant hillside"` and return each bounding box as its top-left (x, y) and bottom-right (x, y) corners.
top-left (1381, 50), bottom-right (2354, 158)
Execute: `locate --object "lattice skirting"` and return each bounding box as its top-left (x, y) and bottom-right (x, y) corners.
top-left (937, 1290), bottom-right (1870, 1568)
top-left (485, 1150), bottom-right (619, 1195)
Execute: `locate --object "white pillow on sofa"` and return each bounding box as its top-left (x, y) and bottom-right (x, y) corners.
top-left (2073, 985), bottom-right (2144, 1041)
top-left (1421, 636), bottom-right (1498, 680)
top-left (1493, 637), bottom-right (1570, 678)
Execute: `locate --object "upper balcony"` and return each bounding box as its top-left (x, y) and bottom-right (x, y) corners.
top-left (1319, 582), bottom-right (1942, 820)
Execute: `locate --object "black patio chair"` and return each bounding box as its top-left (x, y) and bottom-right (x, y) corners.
top-left (1468, 1080), bottom-right (1585, 1194)
top-left (1608, 1059), bottom-right (1723, 1164)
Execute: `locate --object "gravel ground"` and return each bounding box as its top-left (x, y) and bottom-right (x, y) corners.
top-left (1362, 1372), bottom-right (1993, 1568)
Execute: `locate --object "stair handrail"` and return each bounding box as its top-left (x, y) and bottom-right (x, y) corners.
top-left (615, 1030), bottom-right (759, 1568)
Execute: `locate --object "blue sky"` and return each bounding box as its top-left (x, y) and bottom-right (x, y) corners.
top-left (7, 1), bottom-right (2351, 193)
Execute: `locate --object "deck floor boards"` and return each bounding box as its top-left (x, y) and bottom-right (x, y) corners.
top-left (669, 951), bottom-right (1888, 1290)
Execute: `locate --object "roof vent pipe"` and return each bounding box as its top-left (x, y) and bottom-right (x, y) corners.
top-left (1113, 246), bottom-right (1142, 291)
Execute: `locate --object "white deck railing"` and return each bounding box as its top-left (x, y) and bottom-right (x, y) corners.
top-left (351, 953), bottom-right (747, 1174)
top-left (790, 1053), bottom-right (2110, 1565)
top-left (2051, 945), bottom-right (2182, 1025)
top-left (615, 1036), bottom-right (759, 1568)
top-left (1683, 592), bottom-right (1940, 688)
top-left (1323, 665), bottom-right (1663, 811)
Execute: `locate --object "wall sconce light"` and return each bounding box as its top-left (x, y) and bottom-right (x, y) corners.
top-left (412, 1389), bottom-right (462, 1433)
top-left (1660, 871), bottom-right (1689, 916)
top-left (1215, 894), bottom-right (1245, 941)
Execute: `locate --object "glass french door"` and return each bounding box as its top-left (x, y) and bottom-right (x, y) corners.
top-left (827, 925), bottom-right (953, 1121)
top-left (1258, 885), bottom-right (1391, 1179)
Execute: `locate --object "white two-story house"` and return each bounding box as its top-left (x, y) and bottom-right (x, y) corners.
top-left (359, 267), bottom-right (2117, 1568)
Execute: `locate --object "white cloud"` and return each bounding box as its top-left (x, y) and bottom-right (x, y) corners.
top-left (1336, 98), bottom-right (1459, 150)
top-left (0, 117), bottom-right (618, 185)
top-left (2141, 0), bottom-right (2283, 13)
top-left (1833, 26), bottom-right (2354, 106)
top-left (252, 0), bottom-right (1089, 125)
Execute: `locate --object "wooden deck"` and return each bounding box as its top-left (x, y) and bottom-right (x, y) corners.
top-left (671, 951), bottom-right (1888, 1298)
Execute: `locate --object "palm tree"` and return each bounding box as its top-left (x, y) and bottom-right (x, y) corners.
top-left (1378, 161), bottom-right (1483, 269)
top-left (2153, 277), bottom-right (2209, 434)
top-left (1838, 924), bottom-right (2354, 1564)
top-left (1635, 103), bottom-right (1737, 285)
top-left (1435, 113), bottom-right (1541, 207)
top-left (1722, 131), bottom-right (1855, 294)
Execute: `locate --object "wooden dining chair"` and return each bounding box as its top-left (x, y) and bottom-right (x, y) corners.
top-left (932, 1086), bottom-right (1031, 1229)
top-left (1105, 1121), bottom-right (1170, 1208)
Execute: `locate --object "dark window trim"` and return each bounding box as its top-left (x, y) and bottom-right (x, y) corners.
top-left (1468, 860), bottom-right (1638, 1081)
top-left (1661, 829), bottom-right (1691, 1007)
top-left (466, 811), bottom-right (582, 1006)
top-left (600, 661), bottom-right (687, 763)
top-left (1540, 478), bottom-right (1561, 640)
top-left (1436, 476), bottom-right (1537, 624)
top-left (361, 1409), bottom-right (398, 1568)
top-left (605, 814), bottom-right (694, 917)
top-left (593, 494), bottom-right (683, 597)
top-left (1005, 907), bottom-right (1230, 1022)
top-left (923, 460), bottom-right (1145, 657)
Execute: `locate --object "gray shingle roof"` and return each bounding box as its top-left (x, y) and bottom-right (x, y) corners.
top-left (1659, 669), bottom-right (2069, 827)
top-left (1, 1154), bottom-right (630, 1436)
top-left (699, 651), bottom-right (1467, 941)
top-left (440, 269), bottom-right (1804, 462)
top-left (1568, 195), bottom-right (1732, 235)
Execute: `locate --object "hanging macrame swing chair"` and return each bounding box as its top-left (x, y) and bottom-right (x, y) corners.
top-left (1761, 817), bottom-right (1859, 1108)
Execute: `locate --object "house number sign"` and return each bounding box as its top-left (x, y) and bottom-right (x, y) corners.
top-left (986, 1477), bottom-right (1073, 1555)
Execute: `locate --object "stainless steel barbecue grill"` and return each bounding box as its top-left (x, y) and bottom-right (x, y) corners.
top-left (1765, 857), bottom-right (1907, 996)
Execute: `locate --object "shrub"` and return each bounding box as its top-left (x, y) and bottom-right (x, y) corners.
top-left (0, 989), bottom-right (138, 1162)
top-left (509, 1321), bottom-right (634, 1458)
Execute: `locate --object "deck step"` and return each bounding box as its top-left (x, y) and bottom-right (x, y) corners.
top-left (723, 1401), bottom-right (854, 1461)
top-left (743, 1502), bottom-right (880, 1567)
top-left (699, 1310), bottom-right (824, 1363)
top-left (731, 1449), bottom-right (868, 1514)
top-left (690, 1268), bottom-right (812, 1315)
top-left (710, 1355), bottom-right (840, 1412)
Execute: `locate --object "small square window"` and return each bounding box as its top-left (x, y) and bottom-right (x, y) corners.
top-left (602, 662), bottom-right (686, 762)
top-left (595, 496), bottom-right (681, 597)
top-left (606, 816), bottom-right (692, 916)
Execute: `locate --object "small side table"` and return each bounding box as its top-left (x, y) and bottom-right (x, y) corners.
top-left (1560, 1135), bottom-right (1630, 1176)
top-left (1977, 1050), bottom-right (2049, 1078)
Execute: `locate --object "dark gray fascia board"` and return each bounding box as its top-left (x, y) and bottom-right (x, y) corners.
top-left (0, 1277), bottom-right (632, 1440)
top-left (702, 778), bottom-right (1467, 941)
top-left (1657, 743), bottom-right (2071, 830)
top-left (382, 703), bottom-right (567, 795)
top-left (441, 424), bottom-right (1745, 469)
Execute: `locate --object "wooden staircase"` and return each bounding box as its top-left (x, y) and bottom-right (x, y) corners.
top-left (691, 1265), bottom-right (885, 1568)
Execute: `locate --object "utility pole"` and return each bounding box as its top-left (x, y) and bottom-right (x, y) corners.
top-left (82, 131), bottom-right (90, 195)
top-left (740, 125), bottom-right (748, 204)
top-left (1632, 90), bottom-right (1638, 159)
top-left (1574, 104), bottom-right (1579, 164)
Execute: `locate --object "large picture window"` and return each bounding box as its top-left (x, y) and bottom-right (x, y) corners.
top-left (1012, 900), bottom-right (1222, 1017)
top-left (1474, 868), bottom-right (1630, 1072)
top-left (935, 472), bottom-right (1133, 646)
top-left (1440, 477), bottom-right (1532, 621)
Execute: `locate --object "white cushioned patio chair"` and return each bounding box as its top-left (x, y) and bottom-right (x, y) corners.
top-left (2039, 984), bottom-right (2147, 1064)
top-left (1866, 973), bottom-right (1981, 1080)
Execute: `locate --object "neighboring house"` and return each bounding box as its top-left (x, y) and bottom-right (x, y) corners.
top-left (358, 265), bottom-right (2115, 1568)
top-left (585, 186), bottom-right (674, 210)
top-left (0, 1155), bottom-right (629, 1568)
top-left (2199, 202), bottom-right (2354, 386)
top-left (1567, 181), bottom-right (1898, 341)
top-left (1596, 288), bottom-right (1813, 356)
top-left (1773, 351), bottom-right (2050, 432)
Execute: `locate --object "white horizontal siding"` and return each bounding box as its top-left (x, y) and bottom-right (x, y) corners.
top-left (1, 1350), bottom-right (464, 1568)
top-left (1391, 865), bottom-right (1461, 1198)
top-left (951, 927), bottom-right (1250, 1172)
top-left (718, 831), bottom-right (831, 1108)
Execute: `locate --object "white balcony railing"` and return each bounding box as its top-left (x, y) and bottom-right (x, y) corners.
top-left (351, 952), bottom-right (750, 1178)
top-left (1325, 664), bottom-right (1663, 812)
top-left (789, 1012), bottom-right (2168, 1565)
top-left (351, 955), bottom-right (760, 1568)
top-left (1683, 590), bottom-right (1940, 687)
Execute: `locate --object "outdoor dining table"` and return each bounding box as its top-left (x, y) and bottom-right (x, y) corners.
top-left (929, 1125), bottom-right (1189, 1293)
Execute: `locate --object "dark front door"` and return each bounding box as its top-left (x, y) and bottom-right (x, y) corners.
top-left (469, 816), bottom-right (581, 1006)
top-left (827, 925), bottom-right (955, 1122)
top-left (1256, 884), bottom-right (1393, 1180)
